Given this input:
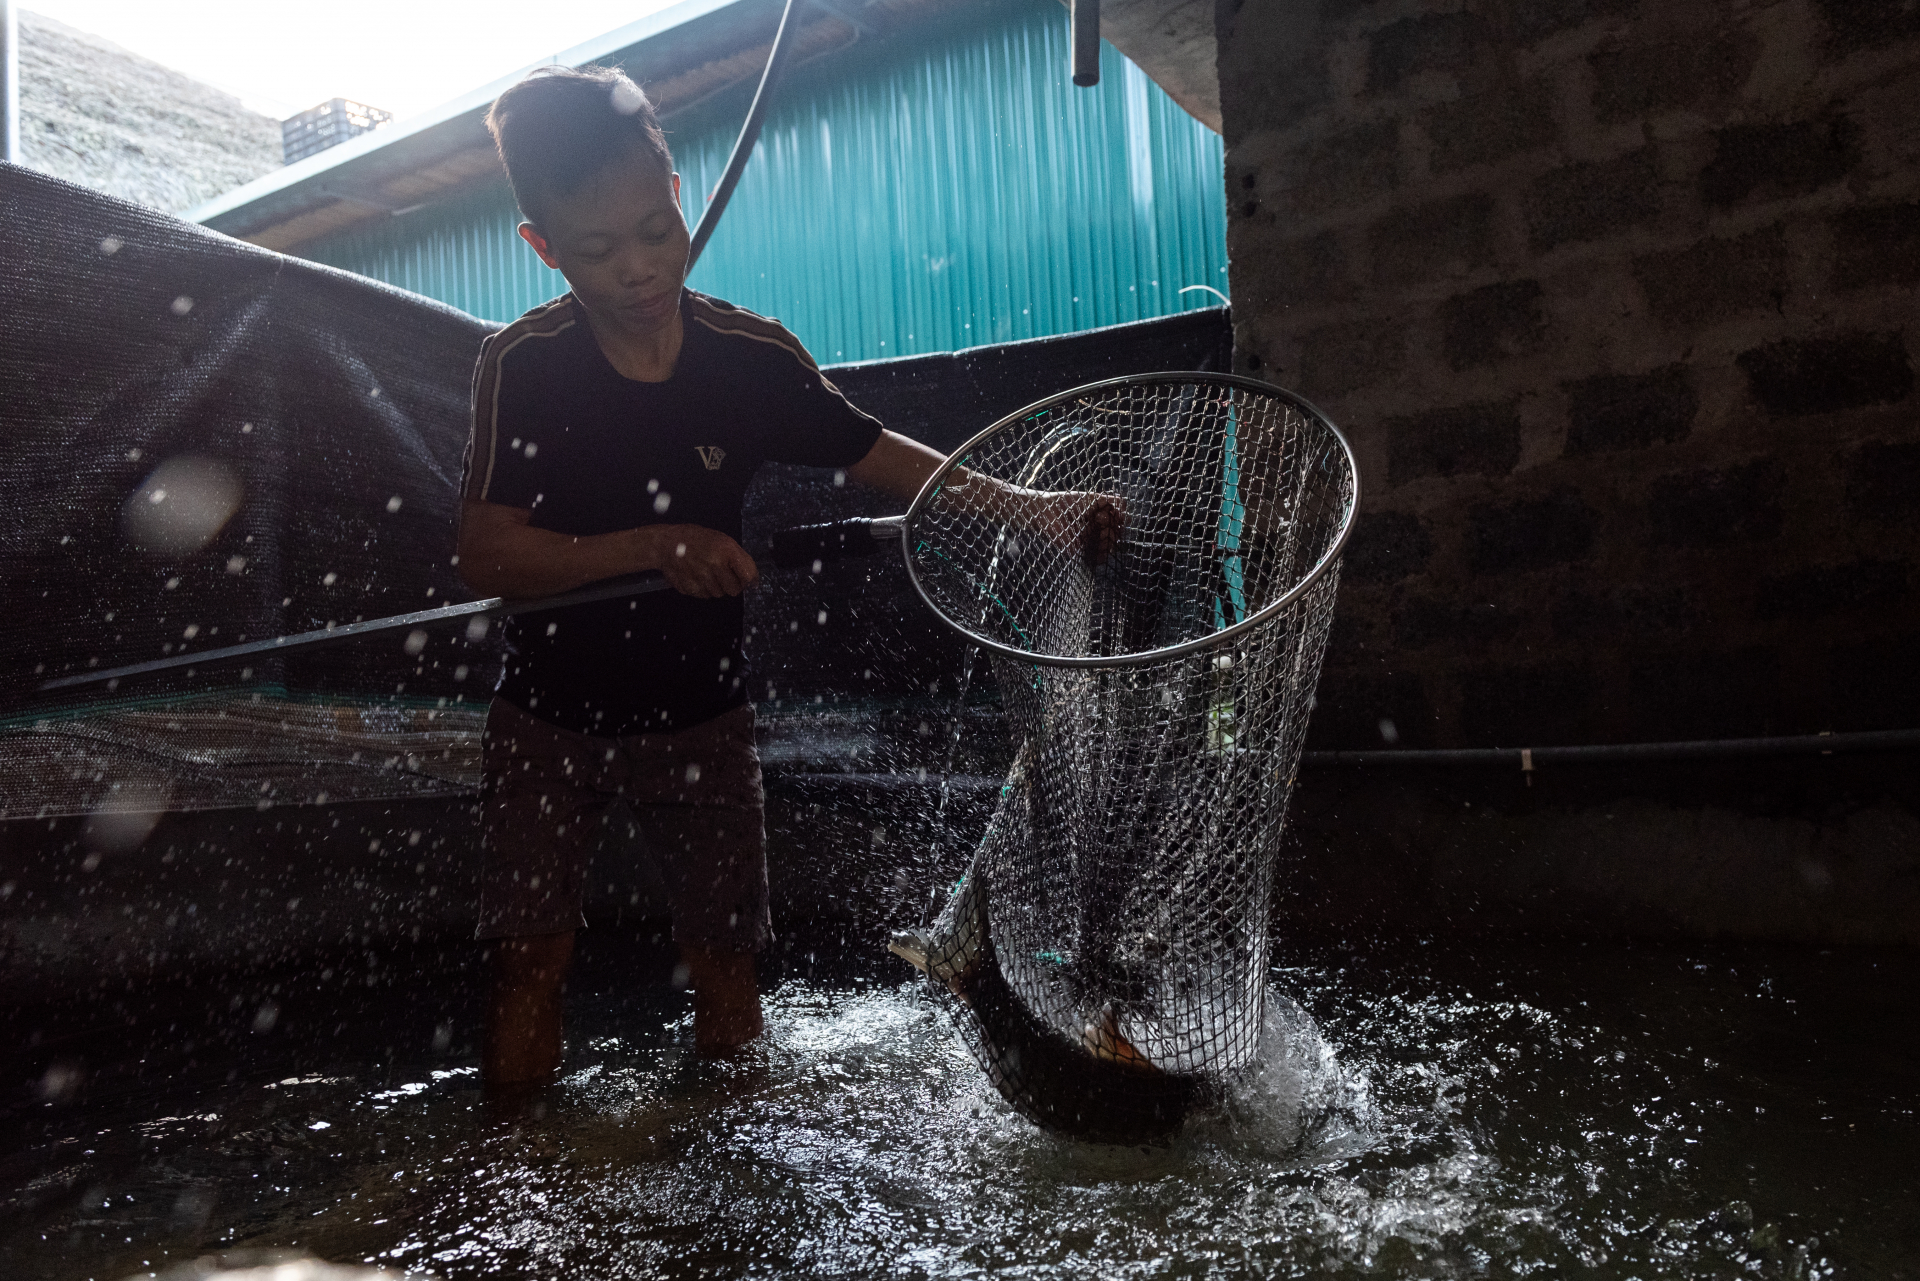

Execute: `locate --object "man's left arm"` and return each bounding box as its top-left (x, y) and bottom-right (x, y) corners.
top-left (841, 429), bottom-right (947, 503)
top-left (846, 430), bottom-right (1121, 560)
top-left (754, 333), bottom-right (1117, 554)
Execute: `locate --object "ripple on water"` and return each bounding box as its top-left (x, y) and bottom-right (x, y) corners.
top-left (207, 984), bottom-right (1511, 1277)
top-left (4, 945), bottom-right (1901, 1280)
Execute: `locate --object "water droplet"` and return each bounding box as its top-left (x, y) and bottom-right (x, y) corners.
top-left (609, 78), bottom-right (648, 115)
top-left (121, 457), bottom-right (243, 556)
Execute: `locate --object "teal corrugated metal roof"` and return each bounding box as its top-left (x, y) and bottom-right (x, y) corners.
top-left (300, 0), bottom-right (1227, 363)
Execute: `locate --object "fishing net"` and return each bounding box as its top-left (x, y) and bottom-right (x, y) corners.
top-left (892, 373), bottom-right (1357, 1139)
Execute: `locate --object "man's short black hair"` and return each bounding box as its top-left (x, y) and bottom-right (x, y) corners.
top-left (486, 65), bottom-right (674, 228)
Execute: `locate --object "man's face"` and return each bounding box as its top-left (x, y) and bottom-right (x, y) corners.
top-left (520, 159), bottom-right (689, 337)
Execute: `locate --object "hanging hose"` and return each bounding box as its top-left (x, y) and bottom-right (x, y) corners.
top-left (1071, 0), bottom-right (1101, 87)
top-left (687, 0), bottom-right (805, 271)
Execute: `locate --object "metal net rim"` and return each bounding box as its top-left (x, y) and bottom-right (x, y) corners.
top-left (897, 370), bottom-right (1361, 670)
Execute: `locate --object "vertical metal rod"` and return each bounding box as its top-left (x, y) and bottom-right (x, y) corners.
top-left (1, 0), bottom-right (20, 164)
top-left (687, 0), bottom-right (804, 271)
top-left (1071, 0), bottom-right (1101, 87)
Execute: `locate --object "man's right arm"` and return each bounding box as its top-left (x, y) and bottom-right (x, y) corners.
top-left (457, 501), bottom-right (759, 600)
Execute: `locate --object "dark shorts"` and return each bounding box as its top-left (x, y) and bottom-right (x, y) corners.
top-left (476, 697), bottom-right (769, 951)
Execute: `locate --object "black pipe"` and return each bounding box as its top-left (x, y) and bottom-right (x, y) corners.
top-left (1300, 727), bottom-right (1920, 769)
top-left (1071, 0), bottom-right (1101, 87)
top-left (687, 0), bottom-right (805, 270)
top-left (763, 731), bottom-right (1920, 794)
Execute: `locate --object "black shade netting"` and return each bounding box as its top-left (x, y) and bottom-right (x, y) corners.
top-left (0, 166), bottom-right (496, 818)
top-left (898, 374), bottom-right (1357, 1140)
top-left (0, 165), bottom-right (1237, 832)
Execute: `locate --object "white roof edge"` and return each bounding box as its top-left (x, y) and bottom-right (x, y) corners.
top-left (186, 0), bottom-right (745, 225)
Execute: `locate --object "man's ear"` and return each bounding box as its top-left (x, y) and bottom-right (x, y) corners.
top-left (518, 222), bottom-right (560, 269)
top-left (671, 172), bottom-right (682, 208)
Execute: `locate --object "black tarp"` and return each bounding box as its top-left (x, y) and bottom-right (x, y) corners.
top-left (0, 163), bottom-right (1231, 817)
top-left (1, 166), bottom-right (492, 815)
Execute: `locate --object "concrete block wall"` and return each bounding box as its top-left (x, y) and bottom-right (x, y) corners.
top-left (1217, 0), bottom-right (1920, 751)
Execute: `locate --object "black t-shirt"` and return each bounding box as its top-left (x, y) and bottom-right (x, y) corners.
top-left (459, 289), bottom-right (882, 735)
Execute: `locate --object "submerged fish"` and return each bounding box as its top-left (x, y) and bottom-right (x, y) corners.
top-left (892, 860), bottom-right (1208, 1142)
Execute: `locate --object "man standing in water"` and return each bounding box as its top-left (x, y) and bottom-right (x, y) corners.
top-left (459, 66), bottom-right (1111, 1095)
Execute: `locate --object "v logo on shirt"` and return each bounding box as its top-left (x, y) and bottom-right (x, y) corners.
top-left (695, 446), bottom-right (727, 471)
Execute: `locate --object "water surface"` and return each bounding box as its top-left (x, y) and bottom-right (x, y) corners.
top-left (4, 934), bottom-right (1913, 1279)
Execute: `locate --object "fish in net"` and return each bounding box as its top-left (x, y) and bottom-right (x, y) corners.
top-left (887, 373), bottom-right (1358, 1140)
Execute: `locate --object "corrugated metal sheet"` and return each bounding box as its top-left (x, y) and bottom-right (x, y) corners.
top-left (300, 0), bottom-right (1228, 362)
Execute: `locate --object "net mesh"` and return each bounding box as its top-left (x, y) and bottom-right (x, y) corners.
top-left (0, 695), bottom-right (483, 819)
top-left (901, 374), bottom-right (1355, 1139)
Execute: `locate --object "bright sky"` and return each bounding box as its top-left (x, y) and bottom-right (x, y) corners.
top-left (23, 0), bottom-right (690, 121)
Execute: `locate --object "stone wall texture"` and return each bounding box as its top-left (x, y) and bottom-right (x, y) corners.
top-left (1216, 0), bottom-right (1920, 752)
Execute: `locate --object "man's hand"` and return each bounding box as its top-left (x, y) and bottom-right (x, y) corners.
top-left (839, 429), bottom-right (1123, 560)
top-left (648, 524), bottom-right (760, 599)
top-left (1003, 489), bottom-right (1126, 564)
top-left (458, 502), bottom-right (762, 601)
top-left (1085, 493), bottom-right (1123, 563)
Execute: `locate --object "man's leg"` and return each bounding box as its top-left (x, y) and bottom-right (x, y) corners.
top-left (475, 698), bottom-right (612, 1095)
top-left (680, 942), bottom-right (763, 1055)
top-left (485, 928), bottom-right (576, 1085)
top-left (624, 705), bottom-right (771, 1057)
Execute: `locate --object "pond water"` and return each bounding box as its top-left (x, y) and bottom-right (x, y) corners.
top-left (3, 932), bottom-right (1914, 1279)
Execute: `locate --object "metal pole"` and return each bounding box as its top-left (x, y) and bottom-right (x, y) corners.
top-left (32, 573), bottom-right (672, 694)
top-left (1, 0), bottom-right (20, 164)
top-left (1299, 728), bottom-right (1920, 768)
top-left (687, 0), bottom-right (804, 271)
top-left (1071, 0), bottom-right (1100, 87)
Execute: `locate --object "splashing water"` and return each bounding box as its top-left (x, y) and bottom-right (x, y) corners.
top-left (2, 937), bottom-right (1912, 1279)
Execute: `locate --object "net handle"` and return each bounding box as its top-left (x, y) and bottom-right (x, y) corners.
top-left (898, 371), bottom-right (1361, 670)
